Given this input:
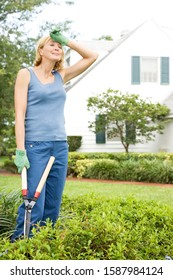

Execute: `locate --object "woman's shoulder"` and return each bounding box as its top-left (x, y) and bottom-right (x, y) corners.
top-left (16, 68), bottom-right (31, 83)
top-left (17, 67), bottom-right (31, 76)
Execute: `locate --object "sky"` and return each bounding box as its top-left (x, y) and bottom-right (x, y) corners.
top-left (30, 0), bottom-right (173, 40)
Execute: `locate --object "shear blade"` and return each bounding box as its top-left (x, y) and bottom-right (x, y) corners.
top-left (24, 210), bottom-right (31, 238)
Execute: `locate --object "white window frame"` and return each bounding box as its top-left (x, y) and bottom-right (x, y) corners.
top-left (141, 56), bottom-right (158, 83)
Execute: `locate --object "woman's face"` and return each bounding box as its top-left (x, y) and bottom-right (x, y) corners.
top-left (39, 39), bottom-right (64, 62)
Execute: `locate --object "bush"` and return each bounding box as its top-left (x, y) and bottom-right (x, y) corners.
top-left (68, 151), bottom-right (173, 165)
top-left (3, 159), bottom-right (17, 174)
top-left (0, 195), bottom-right (173, 260)
top-left (73, 157), bottom-right (173, 184)
top-left (67, 136), bottom-right (82, 152)
top-left (0, 188), bottom-right (22, 236)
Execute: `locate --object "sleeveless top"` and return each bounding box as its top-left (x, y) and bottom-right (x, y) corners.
top-left (25, 68), bottom-right (67, 141)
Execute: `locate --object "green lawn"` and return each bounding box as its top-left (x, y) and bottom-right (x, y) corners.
top-left (1, 175), bottom-right (173, 208)
top-left (64, 179), bottom-right (173, 208)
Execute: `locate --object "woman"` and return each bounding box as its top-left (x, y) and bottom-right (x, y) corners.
top-left (11, 29), bottom-right (98, 241)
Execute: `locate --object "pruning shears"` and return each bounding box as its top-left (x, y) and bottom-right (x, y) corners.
top-left (21, 156), bottom-right (55, 238)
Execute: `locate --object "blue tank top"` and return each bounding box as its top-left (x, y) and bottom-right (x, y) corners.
top-left (25, 68), bottom-right (67, 141)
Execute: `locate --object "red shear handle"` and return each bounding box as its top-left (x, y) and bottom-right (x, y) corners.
top-left (21, 167), bottom-right (28, 196)
top-left (34, 156), bottom-right (55, 199)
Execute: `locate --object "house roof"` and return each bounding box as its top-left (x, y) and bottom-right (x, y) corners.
top-left (65, 19), bottom-right (173, 92)
top-left (159, 26), bottom-right (173, 41)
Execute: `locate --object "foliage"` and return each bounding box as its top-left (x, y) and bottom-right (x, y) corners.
top-left (74, 157), bottom-right (173, 184)
top-left (3, 158), bottom-right (18, 173)
top-left (0, 195), bottom-right (173, 260)
top-left (98, 35), bottom-right (113, 41)
top-left (67, 151), bottom-right (173, 184)
top-left (87, 89), bottom-right (170, 152)
top-left (0, 0), bottom-right (51, 22)
top-left (0, 187), bottom-right (22, 237)
top-left (67, 151), bottom-right (173, 178)
top-left (67, 136), bottom-right (82, 151)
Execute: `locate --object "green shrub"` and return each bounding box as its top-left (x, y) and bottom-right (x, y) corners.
top-left (0, 195), bottom-right (173, 260)
top-left (75, 159), bottom-right (95, 177)
top-left (68, 151), bottom-right (173, 165)
top-left (73, 157), bottom-right (173, 184)
top-left (0, 187), bottom-right (22, 236)
top-left (135, 159), bottom-right (173, 183)
top-left (67, 136), bottom-right (82, 152)
top-left (3, 159), bottom-right (17, 174)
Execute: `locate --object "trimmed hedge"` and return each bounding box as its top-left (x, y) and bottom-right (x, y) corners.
top-left (75, 158), bottom-right (173, 184)
top-left (68, 152), bottom-right (173, 184)
top-left (0, 195), bottom-right (173, 260)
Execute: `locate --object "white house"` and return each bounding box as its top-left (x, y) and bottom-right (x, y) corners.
top-left (64, 19), bottom-right (173, 153)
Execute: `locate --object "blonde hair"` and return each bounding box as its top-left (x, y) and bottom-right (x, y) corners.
top-left (34, 35), bottom-right (64, 70)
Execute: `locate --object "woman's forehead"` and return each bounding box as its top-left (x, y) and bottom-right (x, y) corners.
top-left (46, 38), bottom-right (62, 46)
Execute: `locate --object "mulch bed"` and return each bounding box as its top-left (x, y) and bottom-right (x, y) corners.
top-left (66, 177), bottom-right (173, 188)
top-left (0, 169), bottom-right (19, 176)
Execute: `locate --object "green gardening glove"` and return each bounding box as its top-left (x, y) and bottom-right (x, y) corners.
top-left (14, 149), bottom-right (30, 173)
top-left (50, 28), bottom-right (69, 46)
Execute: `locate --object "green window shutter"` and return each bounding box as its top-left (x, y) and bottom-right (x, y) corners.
top-left (161, 57), bottom-right (169, 84)
top-left (96, 115), bottom-right (106, 144)
top-left (131, 56), bottom-right (140, 84)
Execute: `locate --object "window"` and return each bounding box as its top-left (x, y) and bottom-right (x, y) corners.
top-left (141, 57), bottom-right (158, 83)
top-left (95, 115), bottom-right (106, 144)
top-left (131, 56), bottom-right (169, 84)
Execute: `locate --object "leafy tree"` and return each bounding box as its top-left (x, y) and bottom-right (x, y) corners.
top-left (87, 89), bottom-right (170, 153)
top-left (0, 0), bottom-right (50, 21)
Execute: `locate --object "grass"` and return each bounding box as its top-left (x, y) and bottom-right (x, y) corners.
top-left (1, 175), bottom-right (173, 208)
top-left (0, 175), bottom-right (21, 191)
top-left (64, 180), bottom-right (173, 208)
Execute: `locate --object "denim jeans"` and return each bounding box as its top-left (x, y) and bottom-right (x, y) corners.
top-left (11, 141), bottom-right (68, 241)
